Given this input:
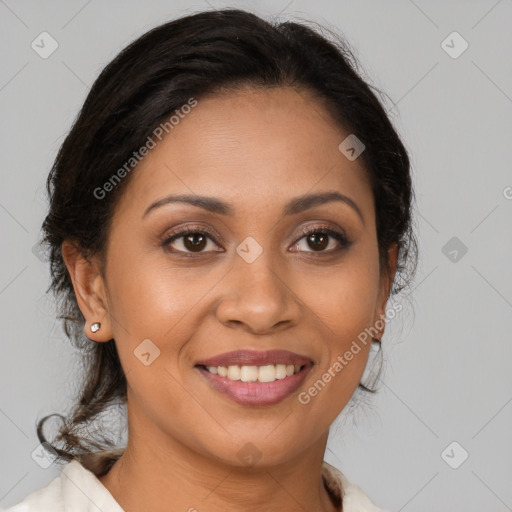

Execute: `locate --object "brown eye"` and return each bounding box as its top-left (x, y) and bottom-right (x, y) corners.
top-left (305, 232), bottom-right (329, 251)
top-left (182, 233), bottom-right (208, 251)
top-left (290, 227), bottom-right (352, 254)
top-left (162, 227), bottom-right (221, 255)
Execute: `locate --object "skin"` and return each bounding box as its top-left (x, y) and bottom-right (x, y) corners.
top-left (62, 86), bottom-right (397, 512)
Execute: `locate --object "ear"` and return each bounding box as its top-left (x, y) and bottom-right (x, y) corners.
top-left (373, 242), bottom-right (399, 339)
top-left (61, 241), bottom-right (113, 342)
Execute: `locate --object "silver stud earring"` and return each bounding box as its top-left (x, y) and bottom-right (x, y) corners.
top-left (90, 322), bottom-right (101, 333)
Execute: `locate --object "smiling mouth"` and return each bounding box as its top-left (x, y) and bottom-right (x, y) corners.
top-left (195, 362), bottom-right (313, 406)
top-left (196, 363), bottom-right (308, 383)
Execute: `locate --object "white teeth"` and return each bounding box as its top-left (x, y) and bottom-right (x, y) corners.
top-left (275, 364), bottom-right (287, 379)
top-left (227, 365), bottom-right (241, 380)
top-left (205, 363), bottom-right (304, 382)
top-left (258, 365), bottom-right (276, 383)
top-left (240, 365), bottom-right (258, 382)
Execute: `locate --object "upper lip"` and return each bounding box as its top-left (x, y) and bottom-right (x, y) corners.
top-left (195, 349), bottom-right (313, 367)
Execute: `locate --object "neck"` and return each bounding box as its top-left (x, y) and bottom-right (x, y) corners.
top-left (98, 406), bottom-right (339, 511)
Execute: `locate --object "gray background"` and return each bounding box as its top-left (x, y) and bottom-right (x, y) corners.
top-left (1, 0), bottom-right (511, 510)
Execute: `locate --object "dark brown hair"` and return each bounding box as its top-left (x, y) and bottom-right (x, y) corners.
top-left (37, 8), bottom-right (418, 476)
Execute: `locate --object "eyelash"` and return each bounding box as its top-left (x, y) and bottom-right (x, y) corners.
top-left (161, 224), bottom-right (353, 257)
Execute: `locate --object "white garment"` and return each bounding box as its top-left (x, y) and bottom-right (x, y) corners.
top-left (2, 459), bottom-right (388, 511)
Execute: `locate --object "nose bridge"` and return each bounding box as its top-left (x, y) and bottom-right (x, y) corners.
top-left (234, 236), bottom-right (286, 304)
top-left (238, 247), bottom-right (281, 294)
top-left (215, 236), bottom-right (298, 333)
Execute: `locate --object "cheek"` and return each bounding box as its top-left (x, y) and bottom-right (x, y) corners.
top-left (297, 252), bottom-right (379, 399)
top-left (302, 252), bottom-right (380, 338)
top-left (104, 253), bottom-right (194, 418)
top-left (105, 243), bottom-right (197, 331)
top-left (104, 245), bottom-right (217, 381)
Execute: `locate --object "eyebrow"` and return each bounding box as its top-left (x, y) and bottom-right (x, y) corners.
top-left (143, 191), bottom-right (364, 224)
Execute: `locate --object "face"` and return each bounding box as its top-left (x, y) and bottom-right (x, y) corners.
top-left (68, 86), bottom-right (396, 468)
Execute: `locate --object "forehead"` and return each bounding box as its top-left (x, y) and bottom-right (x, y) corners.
top-left (116, 86), bottom-right (373, 219)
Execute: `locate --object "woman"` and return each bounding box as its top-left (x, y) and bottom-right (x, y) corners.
top-left (4, 8), bottom-right (417, 511)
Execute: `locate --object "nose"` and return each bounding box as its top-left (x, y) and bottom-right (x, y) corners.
top-left (215, 250), bottom-right (301, 335)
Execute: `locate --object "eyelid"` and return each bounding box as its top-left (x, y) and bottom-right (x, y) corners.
top-left (162, 224), bottom-right (224, 245)
top-left (294, 223), bottom-right (348, 240)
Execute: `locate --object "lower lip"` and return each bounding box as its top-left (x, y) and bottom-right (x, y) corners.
top-left (196, 364), bottom-right (313, 406)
